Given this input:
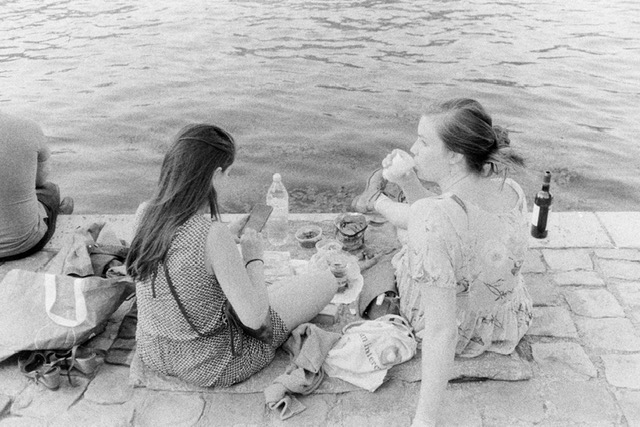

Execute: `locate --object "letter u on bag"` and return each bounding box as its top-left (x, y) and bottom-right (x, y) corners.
top-left (44, 273), bottom-right (87, 327)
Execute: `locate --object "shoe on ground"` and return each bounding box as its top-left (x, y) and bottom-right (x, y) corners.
top-left (58, 197), bottom-right (74, 215)
top-left (18, 351), bottom-right (61, 390)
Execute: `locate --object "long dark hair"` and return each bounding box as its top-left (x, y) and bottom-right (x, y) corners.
top-left (424, 98), bottom-right (524, 175)
top-left (126, 124), bottom-right (236, 281)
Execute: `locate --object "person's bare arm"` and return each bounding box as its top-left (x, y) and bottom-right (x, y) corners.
top-left (35, 144), bottom-right (51, 187)
top-left (374, 195), bottom-right (411, 229)
top-left (395, 172), bottom-right (437, 204)
top-left (412, 286), bottom-right (457, 426)
top-left (205, 223), bottom-right (269, 329)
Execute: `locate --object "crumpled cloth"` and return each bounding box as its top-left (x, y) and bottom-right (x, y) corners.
top-left (264, 323), bottom-right (341, 420)
top-left (48, 222), bottom-right (129, 278)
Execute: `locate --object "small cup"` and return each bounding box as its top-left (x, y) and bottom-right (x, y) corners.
top-left (334, 212), bottom-right (368, 251)
top-left (327, 252), bottom-right (349, 293)
top-left (295, 225), bottom-right (323, 249)
top-left (315, 238), bottom-right (343, 253)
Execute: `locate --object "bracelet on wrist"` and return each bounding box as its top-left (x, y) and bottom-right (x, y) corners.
top-left (245, 258), bottom-right (264, 268)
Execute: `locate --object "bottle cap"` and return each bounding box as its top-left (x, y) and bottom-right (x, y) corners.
top-left (273, 173), bottom-right (281, 182)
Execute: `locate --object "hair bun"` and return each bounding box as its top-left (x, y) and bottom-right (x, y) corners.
top-left (493, 125), bottom-right (510, 148)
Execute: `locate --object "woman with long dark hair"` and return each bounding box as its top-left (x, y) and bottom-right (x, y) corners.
top-left (127, 124), bottom-right (336, 387)
top-left (354, 99), bottom-right (533, 426)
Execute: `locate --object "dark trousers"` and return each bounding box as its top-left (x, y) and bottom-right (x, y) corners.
top-left (0, 182), bottom-right (60, 261)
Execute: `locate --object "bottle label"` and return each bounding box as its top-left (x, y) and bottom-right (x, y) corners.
top-left (531, 204), bottom-right (540, 227)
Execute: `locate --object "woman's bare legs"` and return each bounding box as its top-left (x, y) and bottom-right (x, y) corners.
top-left (267, 270), bottom-right (338, 331)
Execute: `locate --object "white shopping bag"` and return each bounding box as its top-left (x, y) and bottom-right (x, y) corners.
top-left (323, 314), bottom-right (417, 392)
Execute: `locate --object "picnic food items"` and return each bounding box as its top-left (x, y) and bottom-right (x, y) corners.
top-left (310, 239), bottom-right (351, 292)
top-left (328, 253), bottom-right (350, 292)
top-left (295, 225), bottom-right (323, 248)
top-left (382, 149), bottom-right (416, 182)
top-left (334, 213), bottom-right (367, 251)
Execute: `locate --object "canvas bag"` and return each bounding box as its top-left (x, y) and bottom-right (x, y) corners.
top-left (0, 269), bottom-right (130, 362)
top-left (0, 223), bottom-right (131, 362)
top-left (323, 314), bottom-right (417, 392)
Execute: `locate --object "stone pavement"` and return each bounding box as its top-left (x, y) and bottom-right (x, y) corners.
top-left (0, 211), bottom-right (639, 426)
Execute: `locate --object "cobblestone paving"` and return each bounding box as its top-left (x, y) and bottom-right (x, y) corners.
top-left (0, 212), bottom-right (639, 426)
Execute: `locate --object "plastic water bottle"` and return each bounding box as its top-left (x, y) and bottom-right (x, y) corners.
top-left (266, 173), bottom-right (289, 246)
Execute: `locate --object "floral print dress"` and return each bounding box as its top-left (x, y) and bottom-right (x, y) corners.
top-left (393, 178), bottom-right (533, 357)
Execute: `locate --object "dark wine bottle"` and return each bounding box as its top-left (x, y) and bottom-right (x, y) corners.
top-left (531, 171), bottom-right (553, 238)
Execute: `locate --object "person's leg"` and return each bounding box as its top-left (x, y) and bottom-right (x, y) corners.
top-left (0, 182), bottom-right (69, 261)
top-left (33, 182), bottom-right (61, 249)
top-left (267, 270), bottom-right (338, 331)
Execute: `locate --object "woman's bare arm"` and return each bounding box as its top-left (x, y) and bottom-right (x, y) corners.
top-left (205, 222), bottom-right (269, 329)
top-left (412, 286), bottom-right (457, 426)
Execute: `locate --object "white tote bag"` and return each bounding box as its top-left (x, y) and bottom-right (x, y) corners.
top-left (323, 314), bottom-right (417, 392)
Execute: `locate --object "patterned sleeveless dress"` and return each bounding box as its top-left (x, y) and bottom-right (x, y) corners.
top-left (135, 215), bottom-right (289, 387)
top-left (393, 178), bottom-right (533, 357)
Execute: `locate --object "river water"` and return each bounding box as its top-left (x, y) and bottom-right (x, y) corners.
top-left (1, 0), bottom-right (639, 213)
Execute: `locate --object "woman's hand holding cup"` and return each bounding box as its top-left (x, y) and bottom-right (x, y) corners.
top-left (382, 149), bottom-right (416, 184)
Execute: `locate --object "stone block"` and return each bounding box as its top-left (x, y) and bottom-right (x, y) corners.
top-left (135, 392), bottom-right (205, 427)
top-left (523, 250), bottom-right (546, 273)
top-left (524, 274), bottom-right (561, 306)
top-left (597, 212), bottom-right (640, 248)
top-left (575, 317), bottom-right (640, 351)
top-left (542, 380), bottom-right (617, 425)
top-left (44, 215), bottom-right (138, 250)
top-left (333, 381), bottom-right (415, 420)
top-left (471, 380), bottom-right (546, 425)
top-left (553, 270), bottom-right (604, 287)
top-left (601, 354), bottom-right (640, 389)
top-left (50, 399), bottom-right (135, 427)
top-left (528, 212), bottom-right (613, 249)
top-left (341, 413), bottom-right (413, 427)
top-left (0, 416), bottom-right (48, 426)
top-left (84, 364), bottom-right (133, 404)
top-left (11, 377), bottom-right (90, 421)
top-left (563, 288), bottom-right (625, 318)
top-left (437, 387), bottom-right (483, 427)
top-left (201, 393), bottom-right (267, 426)
top-left (0, 250), bottom-right (56, 281)
top-left (595, 248), bottom-right (640, 262)
top-left (611, 281), bottom-right (640, 307)
top-left (532, 342), bottom-right (597, 380)
top-left (0, 358), bottom-right (29, 398)
top-left (599, 259), bottom-right (640, 281)
top-left (542, 249), bottom-right (592, 271)
top-left (526, 306), bottom-right (578, 338)
top-left (615, 390), bottom-right (640, 427)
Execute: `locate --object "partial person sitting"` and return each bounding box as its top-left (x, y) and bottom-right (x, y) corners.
top-left (126, 124), bottom-right (337, 387)
top-left (353, 98), bottom-right (533, 426)
top-left (0, 113), bottom-right (73, 261)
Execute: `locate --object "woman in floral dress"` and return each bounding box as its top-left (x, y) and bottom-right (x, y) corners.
top-left (354, 98), bottom-right (533, 426)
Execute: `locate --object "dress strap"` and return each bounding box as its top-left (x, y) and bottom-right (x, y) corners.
top-left (161, 259), bottom-right (241, 355)
top-left (449, 194), bottom-right (468, 215)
